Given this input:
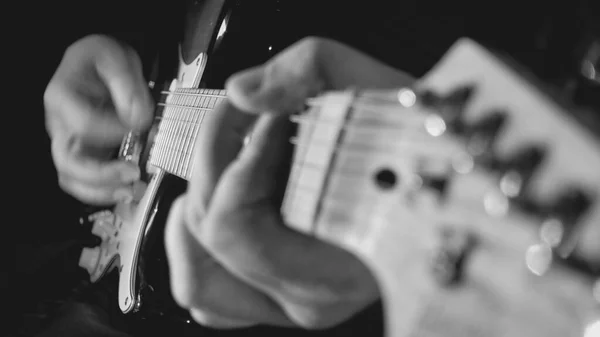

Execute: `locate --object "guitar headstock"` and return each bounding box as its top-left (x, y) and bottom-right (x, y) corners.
top-left (283, 38), bottom-right (600, 337)
top-left (417, 38), bottom-right (600, 274)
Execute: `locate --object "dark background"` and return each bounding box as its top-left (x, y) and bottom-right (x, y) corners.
top-left (4, 0), bottom-right (599, 335)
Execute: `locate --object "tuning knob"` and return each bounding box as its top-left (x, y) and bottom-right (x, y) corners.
top-left (464, 111), bottom-right (507, 160)
top-left (79, 246), bottom-right (101, 275)
top-left (431, 227), bottom-right (478, 286)
top-left (419, 85), bottom-right (475, 130)
top-left (548, 188), bottom-right (592, 258)
top-left (499, 146), bottom-right (546, 198)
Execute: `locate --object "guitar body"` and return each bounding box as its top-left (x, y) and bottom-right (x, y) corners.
top-left (79, 0), bottom-right (285, 321)
top-left (76, 2), bottom-right (599, 336)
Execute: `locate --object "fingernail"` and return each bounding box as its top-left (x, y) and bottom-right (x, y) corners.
top-left (113, 188), bottom-right (134, 204)
top-left (121, 166), bottom-right (140, 182)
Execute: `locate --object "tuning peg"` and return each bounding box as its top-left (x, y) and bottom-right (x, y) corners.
top-left (462, 111), bottom-right (507, 170)
top-left (499, 146), bottom-right (546, 198)
top-left (419, 85), bottom-right (475, 131)
top-left (441, 85), bottom-right (475, 108)
top-left (547, 188), bottom-right (592, 259)
top-left (420, 174), bottom-right (449, 200)
top-left (419, 85), bottom-right (475, 109)
top-left (418, 89), bottom-right (443, 107)
top-left (430, 227), bottom-right (478, 286)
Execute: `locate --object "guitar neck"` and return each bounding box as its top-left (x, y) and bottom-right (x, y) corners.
top-left (149, 87), bottom-right (227, 180)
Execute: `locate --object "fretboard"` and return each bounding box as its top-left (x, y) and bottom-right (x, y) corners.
top-left (149, 88), bottom-right (226, 180)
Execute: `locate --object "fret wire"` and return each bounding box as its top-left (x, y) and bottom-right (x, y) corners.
top-left (181, 87), bottom-right (195, 176)
top-left (182, 90), bottom-right (201, 178)
top-left (151, 143), bottom-right (193, 166)
top-left (185, 89), bottom-right (207, 177)
top-left (305, 101), bottom-right (341, 229)
top-left (161, 90), bottom-right (174, 169)
top-left (151, 94), bottom-right (161, 168)
top-left (183, 87), bottom-right (200, 176)
top-left (170, 89), bottom-right (181, 175)
top-left (181, 87), bottom-right (194, 175)
top-left (160, 93), bottom-right (172, 172)
top-left (162, 87), bottom-right (178, 169)
top-left (179, 89), bottom-right (195, 177)
top-left (282, 104), bottom-right (321, 228)
top-left (186, 93), bottom-right (205, 178)
top-left (159, 93), bottom-right (169, 171)
top-left (175, 89), bottom-right (190, 176)
top-left (181, 104), bottom-right (195, 180)
top-left (171, 89), bottom-right (184, 173)
top-left (167, 89), bottom-right (183, 173)
top-left (284, 92), bottom-right (356, 232)
top-left (185, 100), bottom-right (203, 179)
top-left (160, 89), bottom-right (227, 98)
top-left (158, 104), bottom-right (171, 169)
top-left (157, 102), bottom-right (214, 111)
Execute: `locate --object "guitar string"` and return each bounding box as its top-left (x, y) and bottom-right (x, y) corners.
top-left (158, 89), bottom-right (409, 105)
top-left (152, 91), bottom-right (493, 235)
top-left (158, 91), bottom-right (600, 270)
top-left (155, 102), bottom-right (434, 139)
top-left (153, 88), bottom-right (442, 182)
top-left (155, 116), bottom-right (449, 161)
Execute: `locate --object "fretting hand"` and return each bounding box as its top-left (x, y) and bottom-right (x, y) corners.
top-left (164, 37), bottom-right (415, 329)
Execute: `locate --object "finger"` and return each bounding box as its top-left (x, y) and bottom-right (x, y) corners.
top-left (186, 100), bottom-right (256, 216)
top-left (226, 37), bottom-right (415, 115)
top-left (51, 132), bottom-right (140, 188)
top-left (189, 309), bottom-right (255, 329)
top-left (164, 196), bottom-right (294, 327)
top-left (94, 38), bottom-right (154, 131)
top-left (57, 175), bottom-right (134, 206)
top-left (45, 35), bottom-right (153, 145)
top-left (44, 77), bottom-right (129, 146)
top-left (201, 114), bottom-right (378, 326)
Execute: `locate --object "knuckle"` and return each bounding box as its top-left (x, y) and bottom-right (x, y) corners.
top-left (56, 174), bottom-right (72, 193)
top-left (65, 106), bottom-right (96, 137)
top-left (296, 36), bottom-right (324, 55)
top-left (189, 309), bottom-right (249, 329)
top-left (189, 309), bottom-right (223, 327)
top-left (287, 304), bottom-right (352, 330)
top-left (168, 262), bottom-right (215, 312)
top-left (58, 176), bottom-right (113, 205)
top-left (68, 34), bottom-right (112, 55)
top-left (43, 83), bottom-right (64, 135)
top-left (165, 205), bottom-right (216, 311)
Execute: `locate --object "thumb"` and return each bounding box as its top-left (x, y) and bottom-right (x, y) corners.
top-left (215, 113), bottom-right (293, 209)
top-left (226, 64), bottom-right (323, 116)
top-left (225, 37), bottom-right (415, 117)
top-left (93, 36), bottom-right (154, 131)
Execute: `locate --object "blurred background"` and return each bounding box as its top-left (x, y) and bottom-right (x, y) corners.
top-left (4, 0), bottom-right (599, 335)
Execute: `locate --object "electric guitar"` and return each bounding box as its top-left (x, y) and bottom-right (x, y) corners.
top-left (280, 38), bottom-right (599, 336)
top-left (77, 4), bottom-right (599, 336)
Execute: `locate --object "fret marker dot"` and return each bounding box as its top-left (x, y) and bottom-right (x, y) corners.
top-left (398, 88), bottom-right (417, 107)
top-left (584, 320), bottom-right (600, 337)
top-left (374, 168), bottom-right (397, 190)
top-left (525, 243), bottom-right (553, 276)
top-left (425, 115), bottom-right (447, 137)
top-left (483, 190), bottom-right (509, 217)
top-left (539, 218), bottom-right (564, 247)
